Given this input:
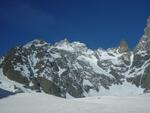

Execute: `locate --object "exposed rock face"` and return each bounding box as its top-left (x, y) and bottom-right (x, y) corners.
top-left (136, 16), bottom-right (150, 51)
top-left (127, 16), bottom-right (150, 92)
top-left (0, 39), bottom-right (130, 98)
top-left (0, 16), bottom-right (150, 98)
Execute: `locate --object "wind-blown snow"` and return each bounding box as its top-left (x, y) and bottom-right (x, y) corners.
top-left (0, 92), bottom-right (150, 113)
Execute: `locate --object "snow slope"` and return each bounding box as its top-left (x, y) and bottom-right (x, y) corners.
top-left (85, 80), bottom-right (144, 97)
top-left (0, 92), bottom-right (150, 113)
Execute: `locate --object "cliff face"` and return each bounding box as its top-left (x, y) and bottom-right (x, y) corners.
top-left (127, 16), bottom-right (150, 92)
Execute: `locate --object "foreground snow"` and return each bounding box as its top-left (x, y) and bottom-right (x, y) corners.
top-left (0, 93), bottom-right (150, 113)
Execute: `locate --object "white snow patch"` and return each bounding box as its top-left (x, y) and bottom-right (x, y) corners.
top-left (58, 67), bottom-right (66, 76)
top-left (29, 81), bottom-right (34, 87)
top-left (129, 52), bottom-right (134, 68)
top-left (66, 93), bottom-right (74, 99)
top-left (83, 79), bottom-right (93, 86)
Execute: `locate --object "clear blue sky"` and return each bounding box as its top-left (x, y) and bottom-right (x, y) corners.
top-left (0, 0), bottom-right (150, 56)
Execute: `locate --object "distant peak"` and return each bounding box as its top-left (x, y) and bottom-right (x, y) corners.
top-left (64, 38), bottom-right (69, 42)
top-left (31, 38), bottom-right (47, 44)
top-left (61, 38), bottom-right (69, 42)
top-left (57, 38), bottom-right (69, 44)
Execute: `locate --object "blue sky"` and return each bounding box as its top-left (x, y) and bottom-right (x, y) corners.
top-left (0, 0), bottom-right (150, 56)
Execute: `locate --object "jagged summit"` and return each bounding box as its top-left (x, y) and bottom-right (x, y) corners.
top-left (135, 16), bottom-right (150, 52)
top-left (23, 38), bottom-right (48, 49)
top-left (53, 38), bottom-right (88, 52)
top-left (144, 16), bottom-right (150, 37)
top-left (55, 38), bottom-right (69, 45)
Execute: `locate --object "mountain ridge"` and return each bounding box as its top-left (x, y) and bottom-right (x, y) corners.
top-left (0, 16), bottom-right (150, 98)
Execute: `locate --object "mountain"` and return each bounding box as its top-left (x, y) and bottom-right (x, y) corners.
top-left (0, 16), bottom-right (150, 98)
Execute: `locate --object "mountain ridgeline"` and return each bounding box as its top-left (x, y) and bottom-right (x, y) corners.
top-left (0, 16), bottom-right (150, 98)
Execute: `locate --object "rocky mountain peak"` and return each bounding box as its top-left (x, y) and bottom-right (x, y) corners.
top-left (54, 38), bottom-right (88, 52)
top-left (144, 16), bottom-right (150, 38)
top-left (135, 16), bottom-right (150, 52)
top-left (23, 38), bottom-right (48, 49)
top-left (32, 39), bottom-right (46, 43)
top-left (55, 38), bottom-right (69, 45)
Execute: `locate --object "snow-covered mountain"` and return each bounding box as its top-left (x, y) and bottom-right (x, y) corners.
top-left (0, 16), bottom-right (150, 98)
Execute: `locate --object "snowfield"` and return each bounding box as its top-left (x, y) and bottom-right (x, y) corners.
top-left (0, 93), bottom-right (150, 113)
